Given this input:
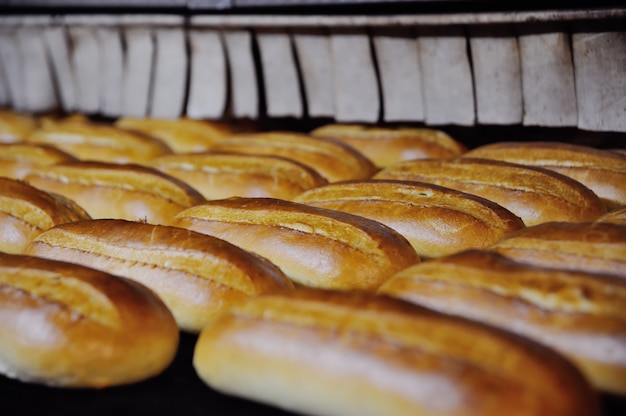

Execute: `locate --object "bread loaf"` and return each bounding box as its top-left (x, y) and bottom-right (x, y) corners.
top-left (0, 143), bottom-right (77, 180)
top-left (465, 141), bottom-right (626, 209)
top-left (209, 132), bottom-right (377, 182)
top-left (115, 117), bottom-right (233, 154)
top-left (23, 161), bottom-right (205, 225)
top-left (311, 124), bottom-right (466, 167)
top-left (379, 249), bottom-right (626, 394)
top-left (489, 221), bottom-right (626, 278)
top-left (24, 219), bottom-right (294, 332)
top-left (193, 289), bottom-right (600, 416)
top-left (0, 252), bottom-right (179, 388)
top-left (0, 110), bottom-right (37, 143)
top-left (0, 177), bottom-right (90, 253)
top-left (375, 157), bottom-right (606, 225)
top-left (25, 117), bottom-right (172, 164)
top-left (149, 151), bottom-right (327, 200)
top-left (171, 197), bottom-right (419, 291)
top-left (293, 179), bottom-right (524, 258)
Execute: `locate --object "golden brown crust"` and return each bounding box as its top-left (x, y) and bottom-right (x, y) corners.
top-left (597, 207), bottom-right (626, 225)
top-left (0, 110), bottom-right (38, 143)
top-left (465, 141), bottom-right (626, 209)
top-left (489, 221), bottom-right (626, 278)
top-left (209, 132), bottom-right (377, 182)
top-left (311, 124), bottom-right (466, 167)
top-left (115, 117), bottom-right (233, 154)
top-left (293, 179), bottom-right (524, 258)
top-left (23, 161), bottom-right (205, 225)
top-left (25, 117), bottom-right (172, 163)
top-left (171, 197), bottom-right (419, 291)
top-left (194, 289), bottom-right (600, 416)
top-left (149, 151), bottom-right (328, 200)
top-left (375, 157), bottom-right (606, 225)
top-left (0, 252), bottom-right (179, 388)
top-left (0, 143), bottom-right (77, 180)
top-left (0, 178), bottom-right (91, 253)
top-left (23, 219), bottom-right (294, 332)
top-left (379, 249), bottom-right (626, 394)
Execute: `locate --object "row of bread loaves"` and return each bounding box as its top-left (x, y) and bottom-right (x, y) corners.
top-left (0, 110), bottom-right (625, 416)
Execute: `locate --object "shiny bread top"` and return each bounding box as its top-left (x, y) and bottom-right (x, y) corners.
top-left (383, 249), bottom-right (626, 317)
top-left (150, 152), bottom-right (327, 191)
top-left (29, 219), bottom-right (293, 294)
top-left (375, 157), bottom-right (606, 224)
top-left (115, 117), bottom-right (233, 153)
top-left (466, 141), bottom-right (626, 172)
top-left (294, 179), bottom-right (523, 233)
top-left (0, 177), bottom-right (90, 230)
top-left (210, 131), bottom-right (377, 181)
top-left (173, 197), bottom-right (414, 258)
top-left (24, 161), bottom-right (205, 207)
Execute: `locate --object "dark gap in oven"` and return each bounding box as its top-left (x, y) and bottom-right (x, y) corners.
top-left (286, 27), bottom-right (309, 119)
top-left (365, 26), bottom-right (384, 124)
top-left (179, 15), bottom-right (193, 120)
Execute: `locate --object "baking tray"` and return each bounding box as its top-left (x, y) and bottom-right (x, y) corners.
top-left (2, 331), bottom-right (626, 416)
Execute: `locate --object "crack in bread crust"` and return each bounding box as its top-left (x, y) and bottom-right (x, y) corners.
top-left (30, 229), bottom-right (260, 295)
top-left (0, 269), bottom-right (119, 328)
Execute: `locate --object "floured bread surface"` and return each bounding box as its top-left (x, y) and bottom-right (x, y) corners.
top-left (489, 221), bottom-right (626, 278)
top-left (294, 179), bottom-right (524, 258)
top-left (23, 161), bottom-right (205, 225)
top-left (375, 157), bottom-right (606, 225)
top-left (193, 289), bottom-right (600, 416)
top-left (379, 249), bottom-right (626, 394)
top-left (0, 177), bottom-right (90, 253)
top-left (0, 253), bottom-right (178, 388)
top-left (149, 152), bottom-right (327, 200)
top-left (25, 116), bottom-right (172, 163)
top-left (311, 124), bottom-right (466, 167)
top-left (171, 197), bottom-right (419, 290)
top-left (24, 219), bottom-right (294, 332)
top-left (209, 132), bottom-right (377, 182)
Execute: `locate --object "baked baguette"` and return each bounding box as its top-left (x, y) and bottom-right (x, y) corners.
top-left (24, 219), bottom-right (294, 332)
top-left (375, 157), bottom-right (606, 225)
top-left (489, 221), bottom-right (626, 278)
top-left (0, 143), bottom-right (77, 180)
top-left (465, 141), bottom-right (626, 209)
top-left (0, 177), bottom-right (90, 253)
top-left (293, 179), bottom-right (524, 258)
top-left (170, 197), bottom-right (419, 291)
top-left (379, 249), bottom-right (626, 395)
top-left (193, 289), bottom-right (600, 416)
top-left (0, 109), bottom-right (37, 143)
top-left (149, 151), bottom-right (327, 200)
top-left (209, 132), bottom-right (377, 182)
top-left (0, 252), bottom-right (179, 388)
top-left (311, 123), bottom-right (466, 167)
top-left (25, 116), bottom-right (172, 163)
top-left (115, 117), bottom-right (233, 154)
top-left (23, 161), bottom-right (205, 225)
